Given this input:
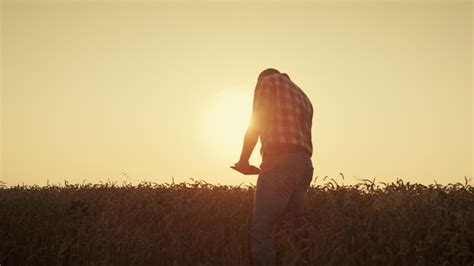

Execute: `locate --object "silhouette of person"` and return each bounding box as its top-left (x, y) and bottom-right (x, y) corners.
top-left (234, 68), bottom-right (314, 266)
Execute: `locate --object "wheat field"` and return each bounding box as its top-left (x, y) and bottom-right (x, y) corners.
top-left (0, 178), bottom-right (473, 265)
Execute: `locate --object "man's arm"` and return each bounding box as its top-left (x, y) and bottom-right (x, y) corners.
top-left (235, 79), bottom-right (267, 168)
top-left (236, 126), bottom-right (259, 167)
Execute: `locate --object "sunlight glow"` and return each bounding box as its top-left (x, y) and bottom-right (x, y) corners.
top-left (201, 89), bottom-right (253, 160)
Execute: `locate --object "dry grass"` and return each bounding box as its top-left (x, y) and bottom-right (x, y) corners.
top-left (0, 178), bottom-right (473, 265)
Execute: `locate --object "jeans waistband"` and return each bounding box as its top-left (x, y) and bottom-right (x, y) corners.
top-left (262, 143), bottom-right (311, 159)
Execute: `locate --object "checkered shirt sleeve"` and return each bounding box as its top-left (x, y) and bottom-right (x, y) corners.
top-left (250, 74), bottom-right (313, 156)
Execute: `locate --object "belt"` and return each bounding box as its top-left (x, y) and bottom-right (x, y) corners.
top-left (262, 143), bottom-right (310, 157)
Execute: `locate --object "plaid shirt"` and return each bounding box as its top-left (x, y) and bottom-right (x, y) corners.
top-left (250, 73), bottom-right (313, 156)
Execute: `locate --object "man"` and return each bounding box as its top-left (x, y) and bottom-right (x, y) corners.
top-left (233, 68), bottom-right (314, 265)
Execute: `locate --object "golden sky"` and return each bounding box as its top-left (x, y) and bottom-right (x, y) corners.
top-left (1, 1), bottom-right (472, 186)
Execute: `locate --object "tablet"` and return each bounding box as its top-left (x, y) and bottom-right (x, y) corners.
top-left (230, 165), bottom-right (260, 175)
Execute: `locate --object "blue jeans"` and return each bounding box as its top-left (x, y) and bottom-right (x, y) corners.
top-left (250, 150), bottom-right (313, 266)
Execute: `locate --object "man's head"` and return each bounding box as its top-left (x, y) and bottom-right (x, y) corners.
top-left (258, 68), bottom-right (290, 81)
top-left (258, 68), bottom-right (280, 81)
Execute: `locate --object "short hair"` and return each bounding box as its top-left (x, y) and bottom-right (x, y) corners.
top-left (258, 68), bottom-right (280, 81)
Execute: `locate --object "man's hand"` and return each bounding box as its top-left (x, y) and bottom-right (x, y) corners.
top-left (231, 160), bottom-right (260, 175)
top-left (233, 160), bottom-right (250, 169)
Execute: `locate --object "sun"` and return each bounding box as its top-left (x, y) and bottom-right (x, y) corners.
top-left (201, 89), bottom-right (254, 159)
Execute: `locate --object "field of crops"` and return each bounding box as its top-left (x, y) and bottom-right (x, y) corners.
top-left (0, 178), bottom-right (473, 265)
